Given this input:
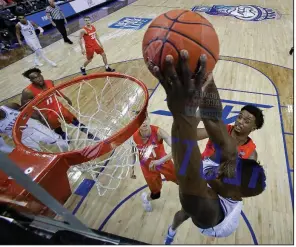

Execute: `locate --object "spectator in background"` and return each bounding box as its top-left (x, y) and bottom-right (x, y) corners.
top-left (46, 0), bottom-right (72, 44)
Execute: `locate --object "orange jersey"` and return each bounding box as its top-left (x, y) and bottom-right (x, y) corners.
top-left (202, 124), bottom-right (256, 159)
top-left (26, 80), bottom-right (59, 110)
top-left (26, 80), bottom-right (75, 129)
top-left (27, 80), bottom-right (61, 111)
top-left (83, 25), bottom-right (100, 49)
top-left (133, 125), bottom-right (168, 167)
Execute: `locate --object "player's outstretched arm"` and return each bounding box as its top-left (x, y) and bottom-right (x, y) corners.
top-left (199, 74), bottom-right (237, 165)
top-left (150, 51), bottom-right (209, 196)
top-left (31, 21), bottom-right (44, 35)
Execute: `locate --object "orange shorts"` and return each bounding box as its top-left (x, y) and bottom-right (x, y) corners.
top-left (44, 106), bottom-right (75, 129)
top-left (86, 45), bottom-right (104, 60)
top-left (140, 160), bottom-right (177, 195)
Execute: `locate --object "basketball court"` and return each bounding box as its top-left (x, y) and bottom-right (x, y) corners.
top-left (0, 0), bottom-right (293, 244)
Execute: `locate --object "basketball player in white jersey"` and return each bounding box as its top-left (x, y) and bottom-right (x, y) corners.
top-left (148, 51), bottom-right (266, 243)
top-left (15, 15), bottom-right (57, 67)
top-left (0, 102), bottom-right (68, 153)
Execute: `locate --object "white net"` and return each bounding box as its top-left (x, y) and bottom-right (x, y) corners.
top-left (17, 74), bottom-right (147, 196)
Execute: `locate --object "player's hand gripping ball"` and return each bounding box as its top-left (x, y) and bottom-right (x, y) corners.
top-left (142, 9), bottom-right (220, 76)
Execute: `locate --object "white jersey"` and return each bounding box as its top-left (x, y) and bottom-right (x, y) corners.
top-left (0, 106), bottom-right (19, 138)
top-left (18, 21), bottom-right (41, 51)
top-left (0, 106), bottom-right (67, 152)
top-left (18, 21), bottom-right (38, 41)
top-left (199, 158), bottom-right (243, 238)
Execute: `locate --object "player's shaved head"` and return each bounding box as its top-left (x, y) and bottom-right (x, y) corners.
top-left (22, 68), bottom-right (42, 79)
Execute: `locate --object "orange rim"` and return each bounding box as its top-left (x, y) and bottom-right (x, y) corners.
top-left (12, 72), bottom-right (149, 164)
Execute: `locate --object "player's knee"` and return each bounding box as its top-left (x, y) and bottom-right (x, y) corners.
top-left (150, 191), bottom-right (161, 200)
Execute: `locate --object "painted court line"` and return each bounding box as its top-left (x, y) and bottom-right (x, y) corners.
top-left (223, 59), bottom-right (294, 210)
top-left (98, 179), bottom-right (259, 245)
top-left (217, 87), bottom-right (277, 97)
top-left (284, 132), bottom-right (293, 136)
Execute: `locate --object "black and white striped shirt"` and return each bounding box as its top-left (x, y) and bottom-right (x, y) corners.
top-left (46, 5), bottom-right (64, 20)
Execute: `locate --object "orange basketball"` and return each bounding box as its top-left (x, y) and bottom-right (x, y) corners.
top-left (142, 9), bottom-right (220, 76)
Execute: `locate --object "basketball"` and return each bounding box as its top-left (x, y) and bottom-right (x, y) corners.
top-left (142, 9), bottom-right (220, 75)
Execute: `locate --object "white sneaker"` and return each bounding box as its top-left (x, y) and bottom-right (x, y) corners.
top-left (50, 61), bottom-right (57, 67)
top-left (35, 62), bottom-right (43, 67)
top-left (141, 192), bottom-right (153, 212)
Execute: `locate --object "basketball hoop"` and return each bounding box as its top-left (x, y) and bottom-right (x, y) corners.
top-left (8, 72), bottom-right (148, 199)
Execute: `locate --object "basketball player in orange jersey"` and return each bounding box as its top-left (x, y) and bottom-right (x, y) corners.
top-left (20, 68), bottom-right (97, 141)
top-left (132, 112), bottom-right (178, 212)
top-left (79, 16), bottom-right (115, 75)
top-left (199, 105), bottom-right (264, 161)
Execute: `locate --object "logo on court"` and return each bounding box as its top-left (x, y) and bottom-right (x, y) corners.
top-left (151, 99), bottom-right (273, 124)
top-left (192, 5), bottom-right (280, 21)
top-left (109, 17), bottom-right (152, 30)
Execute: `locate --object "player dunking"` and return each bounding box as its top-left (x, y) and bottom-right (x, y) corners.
top-left (0, 102), bottom-right (68, 153)
top-left (15, 14), bottom-right (57, 67)
top-left (132, 112), bottom-right (178, 211)
top-left (20, 68), bottom-right (97, 142)
top-left (199, 105), bottom-right (264, 160)
top-left (79, 16), bottom-right (115, 75)
top-left (148, 51), bottom-right (266, 243)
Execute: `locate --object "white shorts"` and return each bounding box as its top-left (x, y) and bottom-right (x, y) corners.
top-left (21, 118), bottom-right (68, 151)
top-left (199, 158), bottom-right (243, 238)
top-left (25, 38), bottom-right (42, 51)
top-left (199, 197), bottom-right (243, 238)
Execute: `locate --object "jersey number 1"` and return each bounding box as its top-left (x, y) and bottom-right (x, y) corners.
top-left (46, 96), bottom-right (53, 105)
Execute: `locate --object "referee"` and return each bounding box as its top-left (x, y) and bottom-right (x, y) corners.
top-left (46, 0), bottom-right (73, 44)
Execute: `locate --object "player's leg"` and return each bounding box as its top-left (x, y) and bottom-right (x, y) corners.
top-left (100, 52), bottom-right (115, 72)
top-left (35, 48), bottom-right (57, 67)
top-left (164, 208), bottom-right (190, 244)
top-left (80, 49), bottom-right (94, 75)
top-left (140, 166), bottom-right (162, 211)
top-left (26, 118), bottom-right (68, 151)
top-left (26, 40), bottom-right (43, 67)
top-left (71, 117), bottom-right (99, 140)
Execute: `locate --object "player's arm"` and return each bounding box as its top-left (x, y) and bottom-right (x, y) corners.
top-left (149, 128), bottom-right (173, 171)
top-left (199, 74), bottom-right (238, 177)
top-left (79, 29), bottom-right (86, 54)
top-left (31, 21), bottom-right (44, 35)
top-left (15, 24), bottom-right (23, 46)
top-left (151, 52), bottom-right (220, 197)
top-left (95, 32), bottom-right (103, 48)
top-left (20, 89), bottom-right (47, 124)
top-left (21, 88), bottom-right (34, 107)
top-left (130, 143), bottom-right (137, 179)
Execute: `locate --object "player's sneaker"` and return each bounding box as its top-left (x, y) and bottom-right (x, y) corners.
top-left (164, 225), bottom-right (176, 245)
top-left (105, 66), bottom-right (115, 72)
top-left (80, 67), bottom-right (87, 75)
top-left (50, 61), bottom-right (57, 67)
top-left (141, 192), bottom-right (153, 212)
top-left (35, 62), bottom-right (43, 67)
